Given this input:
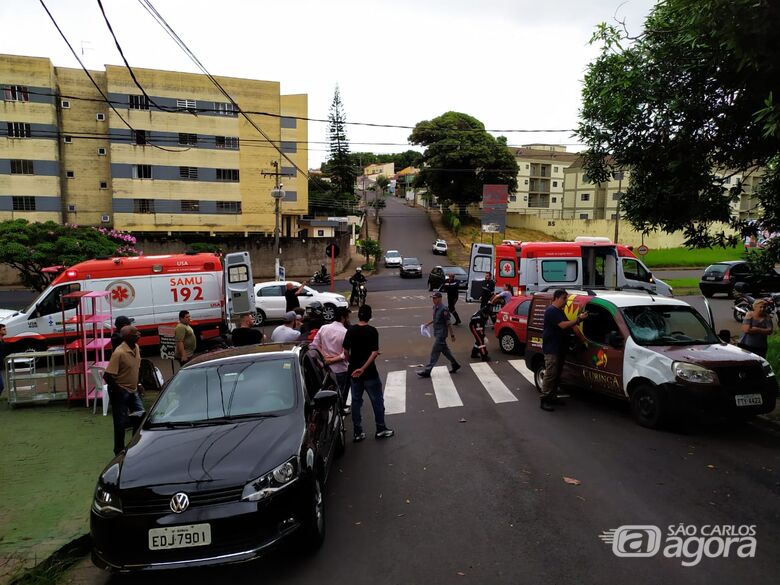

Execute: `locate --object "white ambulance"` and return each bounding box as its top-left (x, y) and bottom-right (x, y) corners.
top-left (0, 252), bottom-right (254, 351)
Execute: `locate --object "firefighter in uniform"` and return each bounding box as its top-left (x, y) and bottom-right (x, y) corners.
top-left (469, 305), bottom-right (492, 362)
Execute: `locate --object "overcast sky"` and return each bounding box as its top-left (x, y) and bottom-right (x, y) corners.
top-left (1, 0), bottom-right (656, 168)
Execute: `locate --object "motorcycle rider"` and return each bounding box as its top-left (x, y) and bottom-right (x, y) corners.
top-left (469, 305), bottom-right (492, 362)
top-left (313, 263), bottom-right (329, 283)
top-left (349, 266), bottom-right (367, 307)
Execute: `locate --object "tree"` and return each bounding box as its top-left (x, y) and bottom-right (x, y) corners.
top-left (356, 237), bottom-right (382, 267)
top-left (326, 86), bottom-right (359, 197)
top-left (376, 174), bottom-right (390, 195)
top-left (409, 112), bottom-right (518, 216)
top-left (578, 0), bottom-right (780, 250)
top-left (0, 220), bottom-right (140, 291)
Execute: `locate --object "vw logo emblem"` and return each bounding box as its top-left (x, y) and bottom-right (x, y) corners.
top-left (170, 492), bottom-right (189, 514)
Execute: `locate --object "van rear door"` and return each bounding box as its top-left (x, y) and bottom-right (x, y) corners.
top-left (466, 243), bottom-right (495, 302)
top-left (223, 252), bottom-right (255, 323)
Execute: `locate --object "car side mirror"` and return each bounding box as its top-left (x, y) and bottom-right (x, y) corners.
top-left (313, 389), bottom-right (338, 409)
top-left (606, 331), bottom-right (624, 348)
top-left (718, 329), bottom-right (731, 344)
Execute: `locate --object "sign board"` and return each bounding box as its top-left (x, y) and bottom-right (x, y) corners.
top-left (481, 184), bottom-right (509, 233)
top-left (158, 326), bottom-right (176, 360)
top-left (637, 245), bottom-right (649, 256)
top-left (325, 243), bottom-right (340, 258)
top-left (327, 217), bottom-right (348, 223)
top-left (277, 264), bottom-right (286, 281)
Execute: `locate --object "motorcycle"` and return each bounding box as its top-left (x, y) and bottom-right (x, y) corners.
top-left (732, 291), bottom-right (779, 323)
top-left (310, 271), bottom-right (331, 285)
top-left (351, 283), bottom-right (368, 307)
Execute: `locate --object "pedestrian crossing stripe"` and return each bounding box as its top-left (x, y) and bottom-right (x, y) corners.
top-left (345, 360), bottom-right (535, 414)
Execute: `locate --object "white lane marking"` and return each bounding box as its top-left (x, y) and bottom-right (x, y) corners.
top-left (431, 366), bottom-right (463, 408)
top-left (470, 363), bottom-right (518, 403)
top-left (509, 359), bottom-right (536, 386)
top-left (384, 370), bottom-right (406, 415)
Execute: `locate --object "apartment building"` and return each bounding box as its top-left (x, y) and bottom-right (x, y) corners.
top-left (562, 157), bottom-right (627, 220)
top-left (0, 54), bottom-right (307, 235)
top-left (510, 145), bottom-right (578, 215)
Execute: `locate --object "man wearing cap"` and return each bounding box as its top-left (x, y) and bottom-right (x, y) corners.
top-left (417, 291), bottom-right (460, 378)
top-left (104, 325), bottom-right (145, 455)
top-left (111, 315), bottom-right (133, 350)
top-left (271, 311), bottom-right (302, 342)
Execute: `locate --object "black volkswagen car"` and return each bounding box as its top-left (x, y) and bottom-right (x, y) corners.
top-left (91, 343), bottom-right (345, 572)
top-left (399, 257), bottom-right (423, 278)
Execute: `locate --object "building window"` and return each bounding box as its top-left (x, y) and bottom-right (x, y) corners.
top-left (524, 179), bottom-right (528, 185)
top-left (4, 85), bottom-right (29, 101)
top-left (6, 122), bottom-right (31, 138)
top-left (129, 95), bottom-right (149, 110)
top-left (723, 176), bottom-right (731, 185)
top-left (178, 133), bottom-right (198, 146)
top-left (61, 99), bottom-right (71, 109)
top-left (215, 101), bottom-right (237, 116)
top-left (176, 99), bottom-right (197, 112)
top-left (133, 130), bottom-right (147, 145)
top-left (611, 213), bottom-right (618, 220)
top-left (63, 135), bottom-right (72, 144)
top-left (132, 164), bottom-right (152, 179)
top-left (552, 197), bottom-right (557, 203)
top-left (133, 199), bottom-right (154, 214)
top-left (525, 164), bottom-right (529, 169)
top-left (97, 147), bottom-right (107, 156)
top-left (12, 196), bottom-right (36, 211)
top-left (96, 113), bottom-right (106, 121)
top-left (583, 173), bottom-right (591, 184)
top-left (66, 170), bottom-right (75, 178)
top-left (553, 166), bottom-right (559, 173)
top-left (179, 166), bottom-right (199, 180)
top-left (215, 136), bottom-right (239, 149)
top-left (317, 230), bottom-right (325, 237)
top-left (579, 213), bottom-right (589, 220)
top-left (181, 200), bottom-right (200, 213)
top-left (612, 191), bottom-right (623, 201)
top-left (552, 181), bottom-right (558, 187)
top-left (10, 160), bottom-right (34, 175)
top-left (216, 168), bottom-right (239, 182)
top-left (509, 195), bottom-right (517, 202)
top-left (612, 170), bottom-right (625, 181)
top-left (100, 181), bottom-right (108, 189)
top-left (216, 201), bottom-right (242, 214)
top-left (580, 193), bottom-right (590, 202)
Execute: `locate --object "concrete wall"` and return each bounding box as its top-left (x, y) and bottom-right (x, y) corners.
top-left (0, 233), bottom-right (352, 286)
top-left (506, 213), bottom-right (735, 249)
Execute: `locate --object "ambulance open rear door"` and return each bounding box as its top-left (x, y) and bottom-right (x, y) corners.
top-left (223, 252), bottom-right (255, 327)
top-left (466, 243), bottom-right (495, 302)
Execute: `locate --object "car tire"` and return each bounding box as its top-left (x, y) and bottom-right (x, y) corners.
top-left (299, 476), bottom-right (326, 550)
top-left (499, 330), bottom-right (519, 354)
top-left (334, 413), bottom-right (346, 459)
top-left (254, 309), bottom-right (266, 327)
top-left (322, 304), bottom-right (336, 322)
top-left (630, 384), bottom-right (666, 429)
top-left (428, 281), bottom-right (434, 291)
top-left (532, 358), bottom-right (545, 393)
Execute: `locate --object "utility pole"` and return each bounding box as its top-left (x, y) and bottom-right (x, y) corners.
top-left (262, 161), bottom-right (285, 280)
top-left (614, 173), bottom-right (623, 243)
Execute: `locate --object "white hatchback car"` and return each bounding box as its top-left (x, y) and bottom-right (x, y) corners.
top-left (384, 249), bottom-right (402, 268)
top-left (432, 239), bottom-right (448, 255)
top-left (253, 281), bottom-right (348, 325)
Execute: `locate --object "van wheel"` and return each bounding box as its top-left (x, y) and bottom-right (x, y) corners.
top-left (499, 331), bottom-right (519, 354)
top-left (14, 339), bottom-right (45, 353)
top-left (532, 359), bottom-right (545, 393)
top-left (322, 304), bottom-right (336, 322)
top-left (254, 310), bottom-right (266, 327)
top-left (299, 476), bottom-right (325, 551)
top-left (630, 384), bottom-right (666, 428)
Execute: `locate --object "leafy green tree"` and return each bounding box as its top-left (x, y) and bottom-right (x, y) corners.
top-left (357, 237), bottom-right (382, 266)
top-left (376, 174), bottom-right (390, 195)
top-left (578, 0), bottom-right (780, 250)
top-left (326, 86), bottom-right (358, 197)
top-left (409, 112), bottom-right (518, 216)
top-left (0, 220), bottom-right (138, 291)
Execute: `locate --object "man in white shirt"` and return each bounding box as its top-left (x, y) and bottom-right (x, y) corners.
top-left (312, 307), bottom-right (351, 412)
top-left (271, 311), bottom-right (302, 343)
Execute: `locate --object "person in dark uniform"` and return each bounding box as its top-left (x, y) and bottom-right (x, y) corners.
top-left (348, 267), bottom-right (367, 307)
top-left (417, 292), bottom-right (460, 378)
top-left (439, 273), bottom-right (462, 325)
top-left (480, 272), bottom-right (496, 309)
top-left (469, 305), bottom-right (492, 362)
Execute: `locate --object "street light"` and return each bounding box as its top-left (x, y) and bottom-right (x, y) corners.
top-left (271, 184), bottom-right (285, 280)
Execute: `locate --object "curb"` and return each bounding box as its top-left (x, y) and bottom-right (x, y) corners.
top-left (9, 534), bottom-right (90, 585)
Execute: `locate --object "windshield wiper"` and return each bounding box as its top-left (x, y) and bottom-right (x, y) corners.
top-left (224, 413), bottom-right (279, 420)
top-left (147, 421), bottom-right (194, 429)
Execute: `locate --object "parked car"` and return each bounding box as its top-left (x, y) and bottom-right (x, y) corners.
top-left (428, 266), bottom-right (469, 291)
top-left (524, 291), bottom-right (777, 428)
top-left (400, 257), bottom-right (423, 278)
top-left (90, 343), bottom-right (345, 572)
top-left (494, 295), bottom-right (533, 354)
top-left (384, 250), bottom-right (402, 268)
top-left (254, 281), bottom-right (347, 325)
top-left (699, 261), bottom-right (780, 297)
top-left (432, 239), bottom-right (448, 255)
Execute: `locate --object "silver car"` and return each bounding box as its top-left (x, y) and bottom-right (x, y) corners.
top-left (384, 249), bottom-right (402, 268)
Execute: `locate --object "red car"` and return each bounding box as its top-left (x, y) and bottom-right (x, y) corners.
top-left (494, 295), bottom-right (532, 354)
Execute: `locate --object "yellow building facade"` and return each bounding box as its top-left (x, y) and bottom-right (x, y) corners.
top-left (1, 54), bottom-right (307, 234)
top-left (510, 145), bottom-right (578, 216)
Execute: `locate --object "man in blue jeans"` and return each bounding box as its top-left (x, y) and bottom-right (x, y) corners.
top-left (342, 305), bottom-right (394, 442)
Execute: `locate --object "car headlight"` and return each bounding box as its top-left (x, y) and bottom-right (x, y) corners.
top-left (336, 296), bottom-right (346, 303)
top-left (762, 362), bottom-right (774, 377)
top-left (241, 457), bottom-right (299, 502)
top-left (92, 485), bottom-right (123, 516)
top-left (672, 362), bottom-right (718, 384)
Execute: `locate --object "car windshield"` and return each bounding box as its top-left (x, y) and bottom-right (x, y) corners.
top-left (622, 305), bottom-right (719, 346)
top-left (147, 358), bottom-right (297, 425)
top-left (704, 264), bottom-right (729, 275)
top-left (404, 258), bottom-right (420, 265)
top-left (443, 267), bottom-right (466, 276)
top-left (387, 251), bottom-right (400, 257)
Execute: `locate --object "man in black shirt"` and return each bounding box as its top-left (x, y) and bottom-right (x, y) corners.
top-left (480, 272), bottom-right (496, 309)
top-left (439, 273), bottom-right (462, 325)
top-left (348, 267), bottom-right (367, 307)
top-left (284, 282), bottom-right (306, 312)
top-left (342, 305), bottom-right (394, 442)
top-left (231, 313), bottom-right (264, 347)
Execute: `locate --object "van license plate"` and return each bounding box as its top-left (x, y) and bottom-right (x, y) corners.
top-left (735, 394), bottom-right (763, 407)
top-left (149, 524), bottom-right (211, 550)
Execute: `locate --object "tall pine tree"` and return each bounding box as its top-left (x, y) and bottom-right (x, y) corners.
top-left (327, 86), bottom-right (358, 197)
